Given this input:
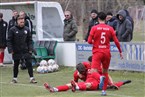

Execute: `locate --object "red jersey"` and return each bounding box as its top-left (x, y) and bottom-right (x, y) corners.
top-left (82, 62), bottom-right (91, 70)
top-left (86, 72), bottom-right (100, 82)
top-left (88, 23), bottom-right (122, 54)
top-left (73, 62), bottom-right (91, 82)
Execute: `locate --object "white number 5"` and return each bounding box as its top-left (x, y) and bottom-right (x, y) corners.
top-left (101, 32), bottom-right (106, 44)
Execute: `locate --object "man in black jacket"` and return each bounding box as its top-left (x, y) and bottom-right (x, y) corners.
top-left (116, 10), bottom-right (132, 42)
top-left (8, 10), bottom-right (18, 32)
top-left (106, 12), bottom-right (117, 31)
top-left (0, 13), bottom-right (8, 67)
top-left (84, 9), bottom-right (99, 42)
top-left (7, 15), bottom-right (37, 83)
top-left (123, 9), bottom-right (134, 41)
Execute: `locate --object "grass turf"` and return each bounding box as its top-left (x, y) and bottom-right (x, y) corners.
top-left (0, 65), bottom-right (145, 97)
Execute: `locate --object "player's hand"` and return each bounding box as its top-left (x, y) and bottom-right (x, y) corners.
top-left (78, 73), bottom-right (83, 78)
top-left (120, 53), bottom-right (123, 59)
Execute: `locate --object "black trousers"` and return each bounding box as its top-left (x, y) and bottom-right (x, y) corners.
top-left (13, 58), bottom-right (33, 78)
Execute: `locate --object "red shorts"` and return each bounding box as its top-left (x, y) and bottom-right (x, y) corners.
top-left (86, 78), bottom-right (99, 90)
top-left (91, 52), bottom-right (111, 70)
top-left (77, 78), bottom-right (99, 90)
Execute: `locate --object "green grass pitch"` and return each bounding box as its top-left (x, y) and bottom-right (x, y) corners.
top-left (0, 65), bottom-right (144, 97)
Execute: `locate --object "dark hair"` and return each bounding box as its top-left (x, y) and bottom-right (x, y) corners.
top-left (76, 63), bottom-right (86, 74)
top-left (16, 15), bottom-right (24, 21)
top-left (106, 12), bottom-right (113, 16)
top-left (98, 12), bottom-right (106, 20)
top-left (91, 9), bottom-right (98, 14)
top-left (0, 13), bottom-right (3, 18)
top-left (88, 56), bottom-right (92, 62)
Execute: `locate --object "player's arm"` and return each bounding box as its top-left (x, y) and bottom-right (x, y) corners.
top-left (7, 28), bottom-right (14, 54)
top-left (108, 74), bottom-right (114, 85)
top-left (26, 28), bottom-right (33, 53)
top-left (87, 27), bottom-right (95, 44)
top-left (121, 21), bottom-right (132, 39)
top-left (73, 70), bottom-right (79, 82)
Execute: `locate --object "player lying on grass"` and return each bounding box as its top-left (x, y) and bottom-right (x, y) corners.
top-left (44, 62), bottom-right (131, 92)
top-left (74, 56), bottom-right (131, 90)
top-left (44, 63), bottom-right (105, 92)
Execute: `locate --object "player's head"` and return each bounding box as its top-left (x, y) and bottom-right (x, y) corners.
top-left (98, 12), bottom-right (106, 21)
top-left (106, 12), bottom-right (113, 21)
top-left (76, 63), bottom-right (86, 75)
top-left (90, 9), bottom-right (98, 19)
top-left (64, 10), bottom-right (72, 20)
top-left (16, 15), bottom-right (25, 27)
top-left (19, 11), bottom-right (26, 18)
top-left (12, 10), bottom-right (18, 19)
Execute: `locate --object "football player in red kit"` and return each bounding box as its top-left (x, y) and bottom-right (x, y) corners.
top-left (44, 59), bottom-right (131, 92)
top-left (44, 73), bottom-right (104, 92)
top-left (73, 56), bottom-right (91, 82)
top-left (44, 62), bottom-right (105, 92)
top-left (74, 56), bottom-right (103, 82)
top-left (71, 71), bottom-right (104, 92)
top-left (88, 12), bottom-right (123, 96)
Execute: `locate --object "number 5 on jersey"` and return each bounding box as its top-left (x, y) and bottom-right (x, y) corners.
top-left (101, 32), bottom-right (106, 44)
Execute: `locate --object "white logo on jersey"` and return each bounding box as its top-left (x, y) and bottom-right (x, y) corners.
top-left (3, 23), bottom-right (6, 27)
top-left (24, 30), bottom-right (27, 34)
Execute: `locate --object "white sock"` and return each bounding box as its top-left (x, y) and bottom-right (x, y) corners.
top-left (13, 78), bottom-right (17, 81)
top-left (76, 85), bottom-right (79, 90)
top-left (53, 87), bottom-right (58, 92)
top-left (30, 77), bottom-right (34, 80)
top-left (102, 90), bottom-right (106, 92)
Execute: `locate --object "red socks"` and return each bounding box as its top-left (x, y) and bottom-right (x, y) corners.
top-left (56, 85), bottom-right (70, 91)
top-left (114, 82), bottom-right (123, 88)
top-left (0, 52), bottom-right (4, 63)
top-left (102, 73), bottom-right (109, 91)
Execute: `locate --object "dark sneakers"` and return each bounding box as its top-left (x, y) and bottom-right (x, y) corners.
top-left (0, 64), bottom-right (6, 67)
top-left (30, 78), bottom-right (37, 84)
top-left (11, 78), bottom-right (37, 84)
top-left (108, 84), bottom-right (119, 90)
top-left (107, 80), bottom-right (131, 90)
top-left (71, 80), bottom-right (76, 92)
top-left (122, 80), bottom-right (132, 85)
top-left (11, 79), bottom-right (18, 83)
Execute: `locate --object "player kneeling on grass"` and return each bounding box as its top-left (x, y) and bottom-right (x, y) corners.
top-left (44, 63), bottom-right (105, 92)
top-left (73, 56), bottom-right (91, 82)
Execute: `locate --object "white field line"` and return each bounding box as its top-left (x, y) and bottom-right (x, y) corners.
top-left (0, 81), bottom-right (44, 88)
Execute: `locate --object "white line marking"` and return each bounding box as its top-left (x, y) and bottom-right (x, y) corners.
top-left (0, 81), bottom-right (44, 88)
